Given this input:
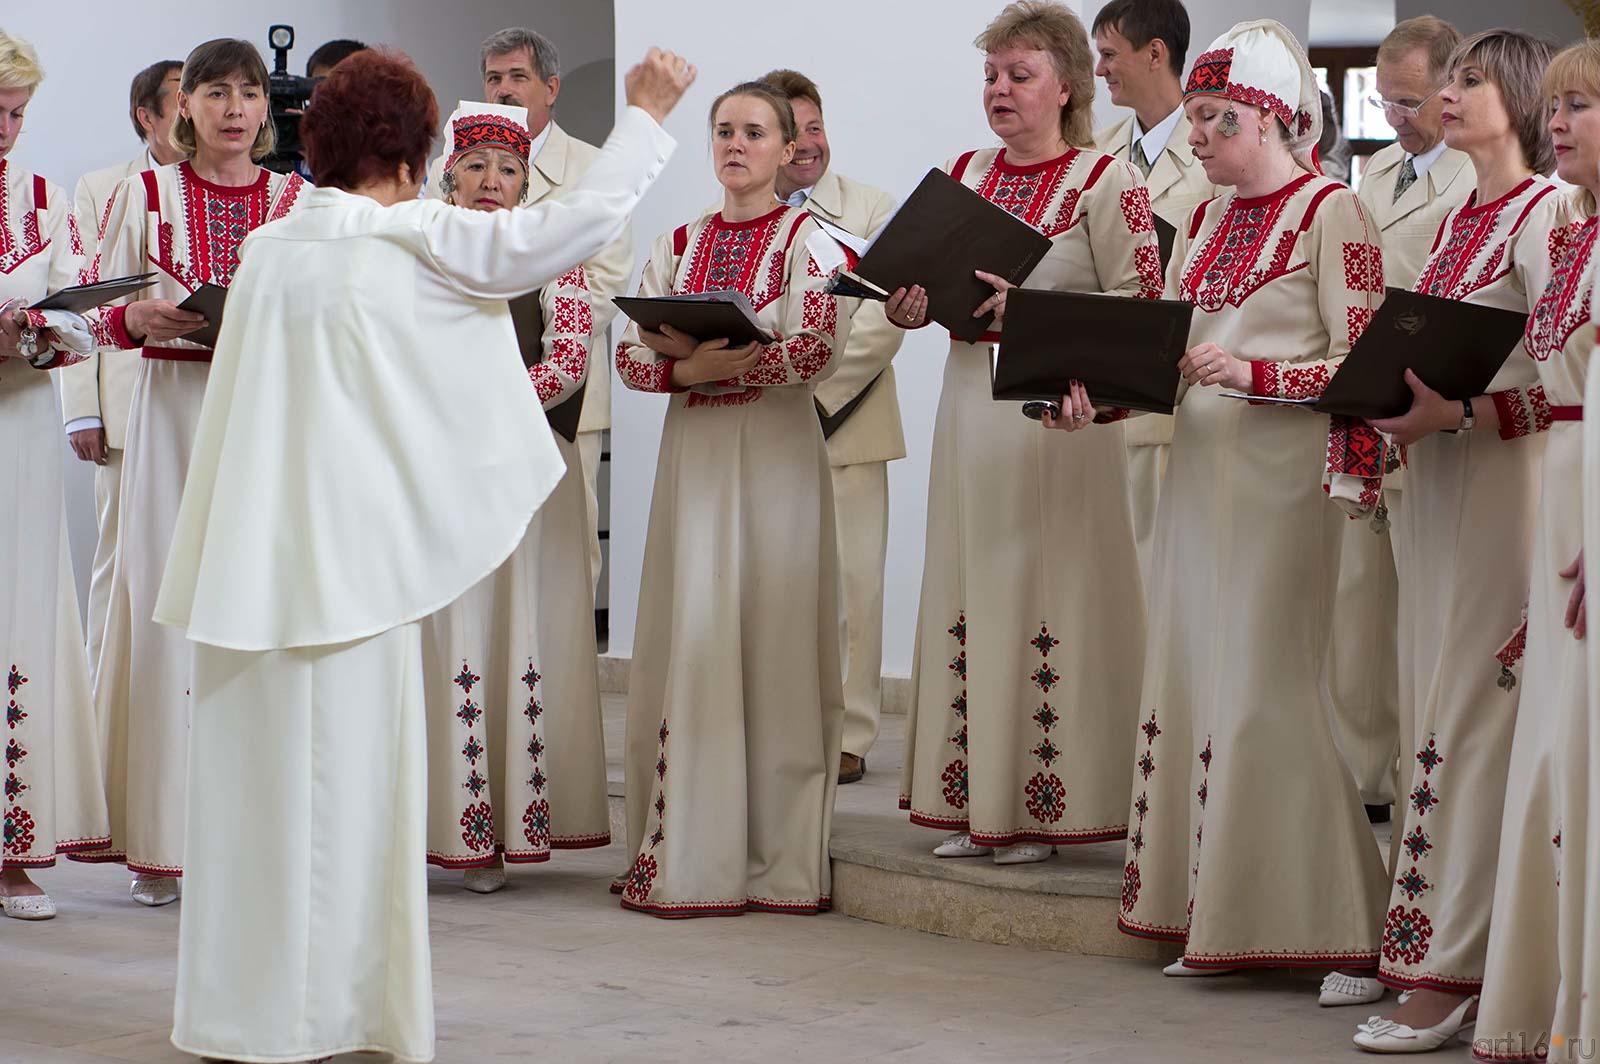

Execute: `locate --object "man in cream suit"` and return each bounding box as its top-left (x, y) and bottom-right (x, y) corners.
top-left (1335, 15), bottom-right (1472, 819)
top-left (1090, 0), bottom-right (1217, 581)
top-left (760, 69), bottom-right (905, 784)
top-left (429, 28), bottom-right (634, 605)
top-left (60, 58), bottom-right (183, 683)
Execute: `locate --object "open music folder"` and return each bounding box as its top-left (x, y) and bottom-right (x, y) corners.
top-left (992, 289), bottom-right (1194, 414)
top-left (826, 168), bottom-right (1053, 343)
top-left (612, 290), bottom-right (777, 347)
top-left (1220, 289), bottom-right (1529, 419)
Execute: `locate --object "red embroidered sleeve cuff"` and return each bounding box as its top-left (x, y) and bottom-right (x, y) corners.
top-left (1490, 386), bottom-right (1553, 441)
top-left (1250, 359), bottom-right (1334, 402)
top-left (615, 342), bottom-right (684, 394)
top-left (96, 304), bottom-right (136, 351)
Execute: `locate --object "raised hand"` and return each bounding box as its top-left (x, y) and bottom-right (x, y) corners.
top-left (624, 48), bottom-right (698, 126)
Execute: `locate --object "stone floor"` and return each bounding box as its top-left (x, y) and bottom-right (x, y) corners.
top-left (2, 695), bottom-right (1468, 1064)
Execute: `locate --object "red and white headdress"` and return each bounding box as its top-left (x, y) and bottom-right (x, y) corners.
top-left (443, 100), bottom-right (532, 175)
top-left (1185, 19), bottom-right (1322, 171)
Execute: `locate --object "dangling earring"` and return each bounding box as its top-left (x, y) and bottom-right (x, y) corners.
top-left (1218, 107), bottom-right (1241, 138)
top-left (1258, 122), bottom-right (1268, 146)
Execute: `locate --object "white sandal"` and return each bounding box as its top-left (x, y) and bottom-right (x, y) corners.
top-left (130, 876), bottom-right (179, 907)
top-left (1353, 995), bottom-right (1477, 1053)
top-left (1, 892), bottom-right (56, 920)
top-left (463, 866), bottom-right (507, 894)
top-left (991, 842), bottom-right (1056, 865)
top-left (1162, 958), bottom-right (1239, 976)
top-left (1321, 972), bottom-right (1386, 1007)
top-left (932, 832), bottom-right (988, 858)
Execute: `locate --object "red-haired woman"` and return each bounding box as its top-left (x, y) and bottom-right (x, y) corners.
top-left (154, 48), bottom-right (689, 1062)
top-left (79, 38), bottom-right (305, 906)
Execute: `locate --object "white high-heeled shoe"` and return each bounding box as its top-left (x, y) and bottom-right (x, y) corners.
top-left (1353, 995), bottom-right (1477, 1053)
top-left (1320, 972), bottom-right (1386, 1007)
top-left (463, 866), bottom-right (507, 894)
top-left (932, 832), bottom-right (988, 858)
top-left (1, 892), bottom-right (56, 920)
top-left (130, 876), bottom-right (179, 907)
top-left (1162, 958), bottom-right (1238, 976)
top-left (991, 842), bottom-right (1056, 865)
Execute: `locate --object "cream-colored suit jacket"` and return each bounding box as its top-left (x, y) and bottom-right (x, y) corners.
top-left (429, 120), bottom-right (633, 433)
top-left (804, 169), bottom-right (906, 467)
top-left (1356, 141), bottom-right (1475, 292)
top-left (60, 151), bottom-right (152, 449)
top-left (1094, 113), bottom-right (1219, 448)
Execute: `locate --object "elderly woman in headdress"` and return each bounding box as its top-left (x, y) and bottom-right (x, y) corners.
top-left (420, 102), bottom-right (611, 891)
top-left (1109, 19), bottom-right (1392, 1003)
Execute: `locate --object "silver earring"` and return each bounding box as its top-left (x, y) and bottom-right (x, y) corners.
top-left (1259, 124), bottom-right (1268, 145)
top-left (1219, 107), bottom-right (1241, 138)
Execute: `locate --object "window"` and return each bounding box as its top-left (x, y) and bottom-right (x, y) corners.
top-left (1310, 46), bottom-right (1393, 191)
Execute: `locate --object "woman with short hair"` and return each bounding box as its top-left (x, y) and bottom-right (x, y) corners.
top-left (154, 46), bottom-right (688, 1062)
top-left (897, 0), bottom-right (1161, 866)
top-left (79, 37), bottom-right (306, 906)
top-left (0, 27), bottom-right (109, 921)
top-left (1341, 28), bottom-right (1561, 1053)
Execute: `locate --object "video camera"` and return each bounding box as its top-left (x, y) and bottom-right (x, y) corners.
top-left (264, 24), bottom-right (317, 175)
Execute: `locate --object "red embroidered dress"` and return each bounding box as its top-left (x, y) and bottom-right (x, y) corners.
top-left (1117, 174), bottom-right (1391, 968)
top-left (77, 161), bottom-right (304, 876)
top-left (614, 206), bottom-right (847, 916)
top-left (0, 159), bottom-right (109, 869)
top-left (1476, 209), bottom-right (1599, 1062)
top-left (1378, 176), bottom-right (1564, 996)
top-left (898, 147), bottom-right (1160, 850)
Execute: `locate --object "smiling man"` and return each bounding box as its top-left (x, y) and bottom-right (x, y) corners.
top-left (759, 68), bottom-right (904, 786)
top-left (1090, 0), bottom-right (1216, 584)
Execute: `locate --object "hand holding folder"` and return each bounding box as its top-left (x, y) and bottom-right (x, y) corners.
top-left (1218, 289), bottom-right (1527, 419)
top-left (175, 283), bottom-right (227, 349)
top-left (826, 168), bottom-right (1053, 342)
top-left (992, 289), bottom-right (1194, 415)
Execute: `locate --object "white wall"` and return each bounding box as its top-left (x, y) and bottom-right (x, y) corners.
top-left (609, 0), bottom-right (1316, 676)
top-left (4, 0), bottom-right (614, 609)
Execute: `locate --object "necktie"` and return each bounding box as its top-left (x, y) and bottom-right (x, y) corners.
top-left (1131, 138), bottom-right (1155, 178)
top-left (1393, 156), bottom-right (1418, 203)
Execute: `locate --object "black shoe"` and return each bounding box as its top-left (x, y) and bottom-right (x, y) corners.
top-left (1365, 804), bottom-right (1391, 824)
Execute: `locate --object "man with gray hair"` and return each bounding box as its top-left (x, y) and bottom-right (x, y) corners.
top-left (423, 27), bottom-right (629, 890)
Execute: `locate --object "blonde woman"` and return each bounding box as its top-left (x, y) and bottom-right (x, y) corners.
top-left (0, 28), bottom-right (108, 920)
top-left (78, 38), bottom-right (306, 905)
top-left (898, 0), bottom-right (1161, 867)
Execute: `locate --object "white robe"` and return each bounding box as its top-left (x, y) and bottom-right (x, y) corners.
top-left (155, 108), bottom-right (674, 1062)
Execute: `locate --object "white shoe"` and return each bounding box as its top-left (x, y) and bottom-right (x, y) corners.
top-left (1, 892), bottom-right (56, 920)
top-left (463, 867), bottom-right (507, 894)
top-left (1353, 996), bottom-right (1477, 1053)
top-left (130, 876), bottom-right (179, 907)
top-left (992, 842), bottom-right (1056, 865)
top-left (1321, 972), bottom-right (1386, 1007)
top-left (932, 832), bottom-right (988, 858)
top-left (1163, 958), bottom-right (1238, 976)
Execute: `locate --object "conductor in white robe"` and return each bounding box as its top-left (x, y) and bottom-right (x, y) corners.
top-left (152, 47), bottom-right (692, 1064)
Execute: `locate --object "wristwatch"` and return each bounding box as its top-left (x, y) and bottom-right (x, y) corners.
top-left (1445, 398), bottom-right (1474, 434)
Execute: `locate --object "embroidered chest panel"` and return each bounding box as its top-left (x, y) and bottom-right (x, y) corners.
top-left (0, 168), bottom-right (46, 277)
top-left (154, 169), bottom-right (302, 291)
top-left (1526, 217), bottom-right (1598, 363)
top-left (969, 150), bottom-right (1089, 239)
top-left (677, 212), bottom-right (795, 310)
top-left (1415, 185), bottom-right (1547, 301)
top-left (1180, 179), bottom-right (1314, 311)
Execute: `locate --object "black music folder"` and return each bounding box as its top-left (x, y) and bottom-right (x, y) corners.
top-left (31, 273), bottom-right (157, 313)
top-left (1220, 289), bottom-right (1528, 420)
top-left (613, 290), bottom-right (776, 347)
top-left (175, 283), bottom-right (227, 349)
top-left (826, 168), bottom-right (1054, 342)
top-left (509, 289), bottom-right (585, 445)
top-left (1154, 215), bottom-right (1177, 273)
top-left (992, 289), bottom-right (1194, 414)
top-left (817, 372), bottom-right (883, 439)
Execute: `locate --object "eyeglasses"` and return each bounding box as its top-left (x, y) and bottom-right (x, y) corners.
top-left (1367, 83), bottom-right (1446, 119)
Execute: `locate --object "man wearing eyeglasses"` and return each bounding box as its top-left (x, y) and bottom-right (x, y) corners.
top-left (1328, 15), bottom-right (1475, 833)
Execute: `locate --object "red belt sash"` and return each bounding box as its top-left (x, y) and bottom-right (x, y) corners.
top-left (1551, 405), bottom-right (1584, 422)
top-left (142, 346), bottom-right (212, 362)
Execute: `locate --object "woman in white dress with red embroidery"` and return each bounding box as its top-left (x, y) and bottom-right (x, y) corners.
top-left (0, 30), bottom-right (109, 920)
top-left (614, 80), bottom-right (846, 917)
top-left (1331, 30), bottom-right (1561, 1053)
top-left (896, 0), bottom-right (1162, 866)
top-left (1111, 20), bottom-right (1391, 999)
top-left (1473, 41), bottom-right (1600, 1064)
top-left (79, 39), bottom-right (305, 905)
top-left (420, 102), bottom-right (610, 890)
